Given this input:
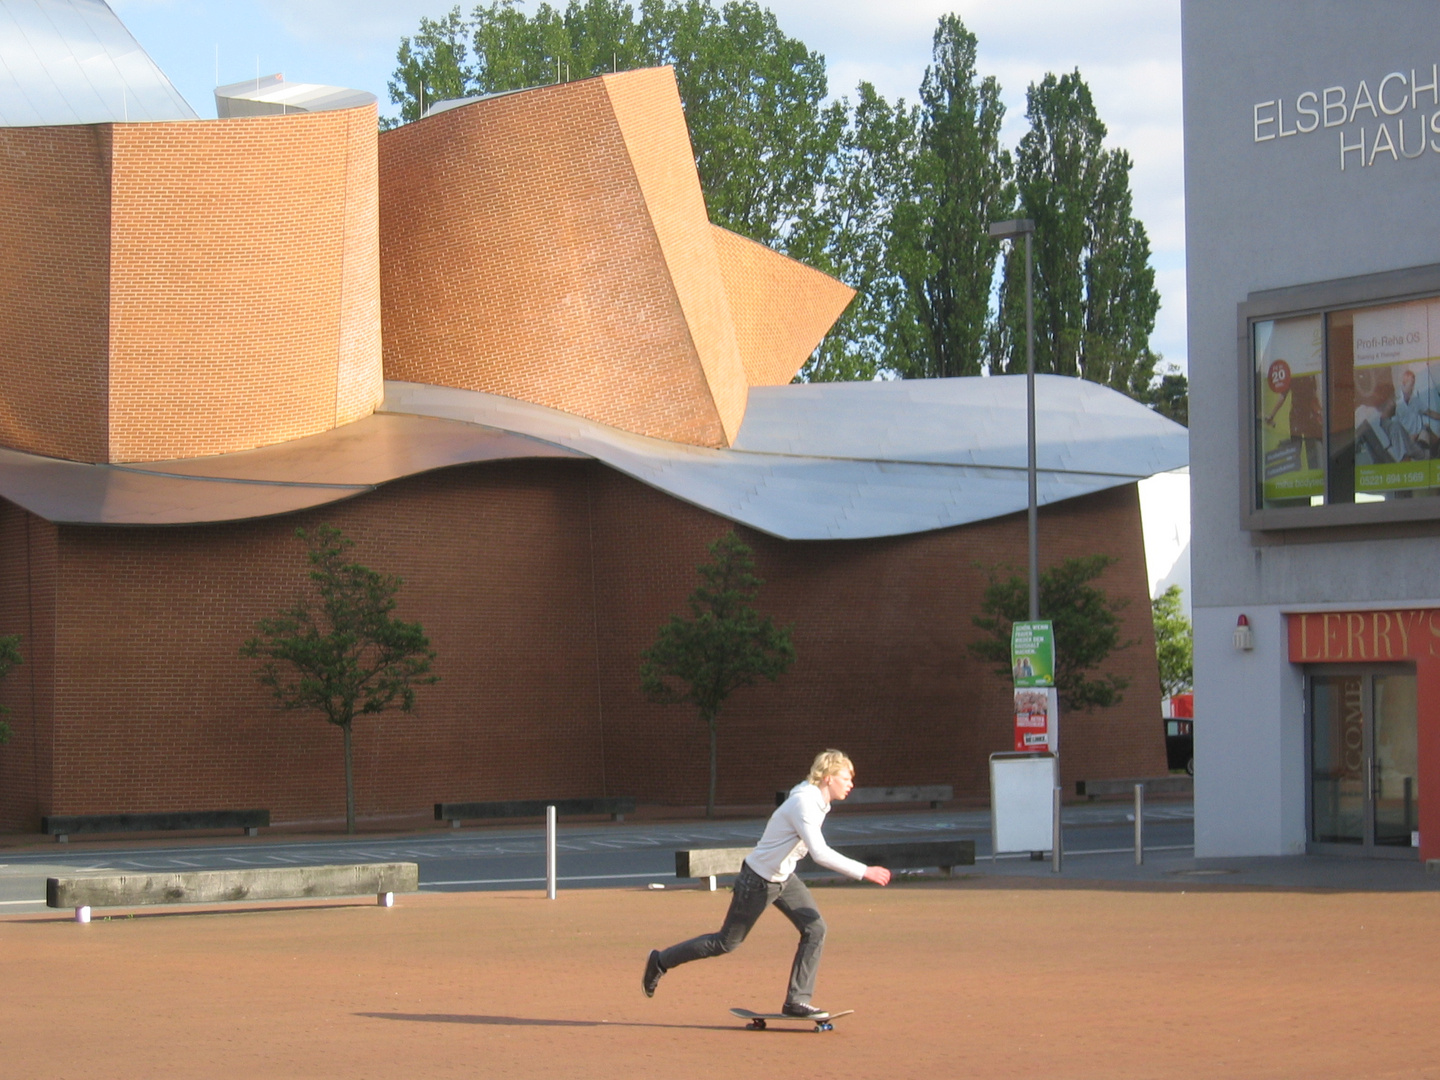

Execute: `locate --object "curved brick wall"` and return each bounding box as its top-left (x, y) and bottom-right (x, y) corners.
top-left (0, 106), bottom-right (382, 464)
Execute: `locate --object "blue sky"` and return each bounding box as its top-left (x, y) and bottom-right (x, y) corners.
top-left (110, 0), bottom-right (1186, 372)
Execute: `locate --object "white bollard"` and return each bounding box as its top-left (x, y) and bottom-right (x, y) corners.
top-left (1134, 783), bottom-right (1145, 866)
top-left (1051, 786), bottom-right (1063, 873)
top-left (546, 805), bottom-right (558, 900)
top-left (75, 905), bottom-right (91, 923)
top-left (708, 875), bottom-right (717, 892)
top-left (377, 891), bottom-right (394, 907)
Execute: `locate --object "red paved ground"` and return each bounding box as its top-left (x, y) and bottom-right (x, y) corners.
top-left (2, 880), bottom-right (1437, 1079)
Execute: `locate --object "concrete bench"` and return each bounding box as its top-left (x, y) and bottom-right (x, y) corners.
top-left (676, 839), bottom-right (975, 888)
top-left (47, 861), bottom-right (418, 923)
top-left (774, 785), bottom-right (953, 810)
top-left (434, 797), bottom-right (636, 827)
top-left (1075, 777), bottom-right (1193, 799)
top-left (41, 809), bottom-right (270, 843)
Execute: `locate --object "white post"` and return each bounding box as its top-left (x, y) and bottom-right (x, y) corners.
top-left (75, 905), bottom-right (91, 923)
top-left (708, 875), bottom-right (716, 892)
top-left (377, 891), bottom-right (394, 907)
top-left (546, 805), bottom-right (558, 900)
top-left (1134, 784), bottom-right (1145, 865)
top-left (1051, 786), bottom-right (1063, 873)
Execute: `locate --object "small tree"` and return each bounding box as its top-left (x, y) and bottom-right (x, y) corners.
top-left (0, 634), bottom-right (20, 745)
top-left (641, 531), bottom-right (795, 818)
top-left (970, 555), bottom-right (1133, 711)
top-left (242, 525), bottom-right (438, 834)
top-left (1151, 584), bottom-right (1193, 699)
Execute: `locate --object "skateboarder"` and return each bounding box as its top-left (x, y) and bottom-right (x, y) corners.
top-left (642, 749), bottom-right (891, 1017)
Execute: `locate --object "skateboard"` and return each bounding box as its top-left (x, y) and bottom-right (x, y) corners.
top-left (729, 1007), bottom-right (854, 1033)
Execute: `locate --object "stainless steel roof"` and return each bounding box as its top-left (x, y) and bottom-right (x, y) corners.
top-left (214, 73), bottom-right (376, 118)
top-left (0, 413), bottom-right (580, 525)
top-left (0, 378), bottom-right (1186, 534)
top-left (0, 0), bottom-right (197, 126)
top-left (382, 376), bottom-right (1189, 541)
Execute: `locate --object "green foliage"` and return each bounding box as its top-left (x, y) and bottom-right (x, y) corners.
top-left (1151, 584), bottom-right (1193, 698)
top-left (970, 555), bottom-right (1133, 711)
top-left (242, 525), bottom-right (438, 833)
top-left (993, 71), bottom-right (1161, 396)
top-left (1135, 366), bottom-right (1189, 427)
top-left (641, 530), bottom-right (794, 816)
top-left (801, 82), bottom-right (919, 381)
top-left (890, 14), bottom-right (1013, 380)
top-left (0, 633), bottom-right (20, 745)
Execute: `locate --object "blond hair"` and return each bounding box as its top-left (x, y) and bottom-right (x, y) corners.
top-left (807, 749), bottom-right (854, 785)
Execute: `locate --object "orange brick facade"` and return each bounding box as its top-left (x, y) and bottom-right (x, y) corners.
top-left (0, 107), bottom-right (382, 464)
top-left (379, 69), bottom-right (852, 447)
top-left (0, 464), bottom-right (1164, 830)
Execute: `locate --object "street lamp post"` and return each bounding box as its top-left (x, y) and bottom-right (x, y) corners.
top-left (987, 218), bottom-right (1038, 621)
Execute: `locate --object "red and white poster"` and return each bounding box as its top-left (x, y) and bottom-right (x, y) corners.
top-left (1014, 688), bottom-right (1059, 752)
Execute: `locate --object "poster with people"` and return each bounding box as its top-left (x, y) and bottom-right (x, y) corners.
top-left (1352, 300), bottom-right (1440, 494)
top-left (1256, 314), bottom-right (1324, 503)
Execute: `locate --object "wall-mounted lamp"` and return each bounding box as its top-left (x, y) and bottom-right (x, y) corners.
top-left (1233, 613), bottom-right (1254, 651)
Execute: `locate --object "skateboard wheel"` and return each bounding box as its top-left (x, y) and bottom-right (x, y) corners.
top-left (748, 1018), bottom-right (766, 1030)
top-left (815, 1021), bottom-right (833, 1032)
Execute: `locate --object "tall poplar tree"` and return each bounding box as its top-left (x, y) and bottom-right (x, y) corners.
top-left (993, 71), bottom-right (1161, 393)
top-left (891, 14), bottom-right (1013, 379)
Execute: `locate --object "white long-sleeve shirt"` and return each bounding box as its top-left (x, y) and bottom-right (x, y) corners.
top-left (744, 780), bottom-right (868, 883)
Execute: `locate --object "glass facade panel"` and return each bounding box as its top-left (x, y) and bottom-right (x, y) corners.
top-left (1309, 674), bottom-right (1364, 844)
top-left (1373, 673), bottom-right (1419, 848)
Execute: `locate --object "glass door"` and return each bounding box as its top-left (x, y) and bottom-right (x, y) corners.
top-left (1307, 667), bottom-right (1419, 858)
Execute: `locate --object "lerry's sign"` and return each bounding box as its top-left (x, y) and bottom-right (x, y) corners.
top-left (1288, 609), bottom-right (1440, 662)
top-left (1253, 65), bottom-right (1440, 171)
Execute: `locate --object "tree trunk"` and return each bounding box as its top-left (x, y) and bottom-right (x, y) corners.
top-left (706, 712), bottom-right (717, 819)
top-left (343, 722), bottom-right (356, 835)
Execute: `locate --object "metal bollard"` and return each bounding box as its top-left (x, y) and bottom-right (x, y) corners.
top-left (546, 804), bottom-right (558, 900)
top-left (1051, 786), bottom-right (1063, 873)
top-left (1134, 783), bottom-right (1145, 866)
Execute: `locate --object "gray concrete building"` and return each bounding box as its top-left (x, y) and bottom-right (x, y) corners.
top-left (1185, 1), bottom-right (1439, 864)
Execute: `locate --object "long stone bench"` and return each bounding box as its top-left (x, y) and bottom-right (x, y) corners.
top-left (47, 861), bottom-right (419, 922)
top-left (41, 809), bottom-right (270, 843)
top-left (1075, 776), bottom-right (1193, 799)
top-left (434, 798), bottom-right (635, 826)
top-left (676, 839), bottom-right (975, 888)
top-left (773, 785), bottom-right (953, 810)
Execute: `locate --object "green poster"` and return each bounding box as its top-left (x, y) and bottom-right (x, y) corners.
top-left (1010, 620), bottom-right (1055, 688)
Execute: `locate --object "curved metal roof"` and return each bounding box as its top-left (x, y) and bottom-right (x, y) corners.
top-left (0, 0), bottom-right (196, 126)
top-left (0, 377), bottom-right (1186, 536)
top-left (381, 375), bottom-right (1189, 541)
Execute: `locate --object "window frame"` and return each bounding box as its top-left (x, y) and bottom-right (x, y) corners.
top-left (1240, 262), bottom-right (1440, 530)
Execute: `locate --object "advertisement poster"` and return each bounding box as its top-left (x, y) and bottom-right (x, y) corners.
top-left (1255, 314), bottom-right (1324, 502)
top-left (1011, 620), bottom-right (1057, 752)
top-left (1352, 300), bottom-right (1440, 493)
top-left (1010, 620), bottom-right (1055, 688)
top-left (1014, 688), bottom-right (1059, 752)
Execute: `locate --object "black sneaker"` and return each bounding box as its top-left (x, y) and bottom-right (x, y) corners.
top-left (781, 1002), bottom-right (827, 1019)
top-left (642, 950), bottom-right (665, 997)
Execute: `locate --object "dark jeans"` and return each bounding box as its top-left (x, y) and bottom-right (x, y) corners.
top-left (657, 862), bottom-right (827, 1004)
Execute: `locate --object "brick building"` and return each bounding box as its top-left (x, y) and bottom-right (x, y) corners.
top-left (0, 1), bottom-right (1185, 831)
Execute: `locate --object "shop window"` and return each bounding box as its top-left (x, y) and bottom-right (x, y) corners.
top-left (1242, 264), bottom-right (1440, 528)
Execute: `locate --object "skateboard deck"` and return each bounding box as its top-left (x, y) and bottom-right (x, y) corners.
top-left (730, 1007), bottom-right (853, 1032)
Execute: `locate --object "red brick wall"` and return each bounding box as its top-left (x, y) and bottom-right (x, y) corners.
top-left (0, 126), bottom-right (111, 461)
top-left (0, 501), bottom-right (57, 826)
top-left (0, 464), bottom-right (1164, 831)
top-left (107, 106), bottom-right (382, 461)
top-left (0, 109), bottom-right (382, 466)
top-left (378, 74), bottom-right (734, 447)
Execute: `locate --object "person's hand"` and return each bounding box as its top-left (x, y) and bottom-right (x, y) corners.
top-left (862, 866), bottom-right (891, 886)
